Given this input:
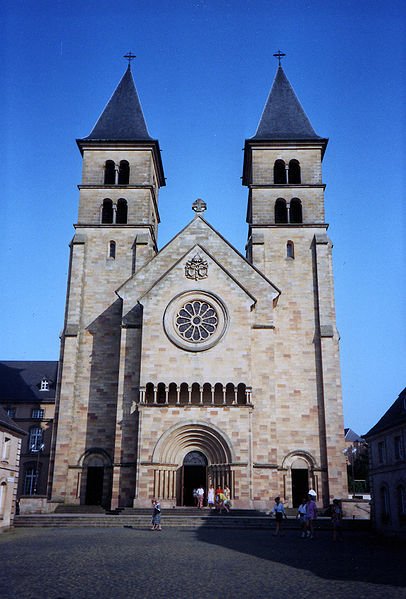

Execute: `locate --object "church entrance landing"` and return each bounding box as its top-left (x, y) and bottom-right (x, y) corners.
top-left (181, 451), bottom-right (207, 506)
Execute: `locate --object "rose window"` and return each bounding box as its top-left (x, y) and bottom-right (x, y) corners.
top-left (175, 300), bottom-right (218, 342)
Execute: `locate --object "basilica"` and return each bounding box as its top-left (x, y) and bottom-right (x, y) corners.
top-left (49, 60), bottom-right (347, 510)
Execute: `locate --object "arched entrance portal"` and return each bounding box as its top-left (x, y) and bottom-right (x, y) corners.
top-left (151, 421), bottom-right (235, 507)
top-left (79, 450), bottom-right (112, 508)
top-left (182, 451), bottom-right (208, 506)
top-left (291, 457), bottom-right (311, 507)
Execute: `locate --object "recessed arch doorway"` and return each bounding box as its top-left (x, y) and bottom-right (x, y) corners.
top-left (151, 421), bottom-right (235, 507)
top-left (182, 450), bottom-right (208, 506)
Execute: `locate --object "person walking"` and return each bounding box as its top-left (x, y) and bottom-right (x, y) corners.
top-left (297, 497), bottom-right (307, 538)
top-left (196, 485), bottom-right (205, 509)
top-left (207, 484), bottom-right (215, 509)
top-left (305, 490), bottom-right (317, 538)
top-left (151, 498), bottom-right (162, 531)
top-left (223, 485), bottom-right (231, 512)
top-left (272, 496), bottom-right (287, 536)
top-left (331, 499), bottom-right (343, 541)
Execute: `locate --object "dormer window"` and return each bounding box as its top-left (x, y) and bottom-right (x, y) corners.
top-left (40, 378), bottom-right (49, 392)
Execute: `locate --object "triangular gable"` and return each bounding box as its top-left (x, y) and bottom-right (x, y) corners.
top-left (117, 216), bottom-right (280, 326)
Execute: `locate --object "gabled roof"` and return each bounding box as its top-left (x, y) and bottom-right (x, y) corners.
top-left (81, 65), bottom-right (153, 141)
top-left (344, 428), bottom-right (364, 443)
top-left (252, 66), bottom-right (322, 140)
top-left (0, 361), bottom-right (58, 402)
top-left (365, 388), bottom-right (406, 438)
top-left (0, 405), bottom-right (26, 436)
top-left (117, 215), bottom-right (280, 320)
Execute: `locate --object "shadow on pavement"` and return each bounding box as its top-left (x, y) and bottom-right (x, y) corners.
top-left (195, 515), bottom-right (406, 589)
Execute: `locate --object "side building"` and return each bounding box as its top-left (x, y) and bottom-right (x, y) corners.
top-left (0, 406), bottom-right (25, 528)
top-left (0, 361), bottom-right (57, 508)
top-left (365, 388), bottom-right (406, 537)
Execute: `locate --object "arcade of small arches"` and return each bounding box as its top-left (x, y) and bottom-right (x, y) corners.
top-left (139, 382), bottom-right (252, 406)
top-left (104, 159), bottom-right (130, 185)
top-left (273, 159), bottom-right (301, 184)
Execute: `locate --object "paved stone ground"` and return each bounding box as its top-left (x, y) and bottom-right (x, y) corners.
top-left (1, 526), bottom-right (405, 599)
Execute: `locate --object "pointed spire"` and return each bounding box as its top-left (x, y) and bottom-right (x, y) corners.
top-left (84, 65), bottom-right (152, 140)
top-left (252, 66), bottom-right (321, 140)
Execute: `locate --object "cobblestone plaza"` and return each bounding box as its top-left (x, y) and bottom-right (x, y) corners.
top-left (1, 527), bottom-right (405, 598)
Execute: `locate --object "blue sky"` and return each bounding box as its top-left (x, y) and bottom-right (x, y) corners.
top-left (2, 0), bottom-right (405, 434)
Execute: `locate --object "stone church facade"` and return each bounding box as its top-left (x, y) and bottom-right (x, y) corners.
top-left (49, 63), bottom-right (347, 510)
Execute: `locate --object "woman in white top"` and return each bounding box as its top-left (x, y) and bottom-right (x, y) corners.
top-left (297, 498), bottom-right (308, 538)
top-left (207, 484), bottom-right (215, 509)
top-left (272, 496), bottom-right (287, 536)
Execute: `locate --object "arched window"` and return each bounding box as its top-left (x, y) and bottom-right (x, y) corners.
top-left (237, 383), bottom-right (247, 405)
top-left (104, 160), bottom-right (116, 185)
top-left (157, 382), bottom-right (166, 404)
top-left (287, 240), bottom-right (295, 259)
top-left (118, 160), bottom-right (130, 185)
top-left (225, 383), bottom-right (235, 404)
top-left (168, 382), bottom-right (177, 405)
top-left (214, 383), bottom-right (223, 404)
top-left (203, 383), bottom-right (212, 404)
top-left (108, 241), bottom-right (116, 259)
top-left (101, 199), bottom-right (114, 224)
top-left (191, 382), bottom-right (200, 404)
top-left (289, 159), bottom-right (301, 184)
top-left (179, 382), bottom-right (189, 404)
top-left (0, 481), bottom-right (7, 516)
top-left (275, 198), bottom-right (288, 223)
top-left (290, 198), bottom-right (303, 223)
top-left (116, 198), bottom-right (128, 224)
top-left (145, 382), bottom-right (154, 403)
top-left (274, 160), bottom-right (286, 184)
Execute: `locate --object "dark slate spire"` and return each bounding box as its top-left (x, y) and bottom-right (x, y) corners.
top-left (252, 66), bottom-right (320, 140)
top-left (84, 65), bottom-right (152, 140)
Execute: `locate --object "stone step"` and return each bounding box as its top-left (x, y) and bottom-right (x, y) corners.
top-left (114, 507), bottom-right (269, 516)
top-left (14, 514), bottom-right (371, 531)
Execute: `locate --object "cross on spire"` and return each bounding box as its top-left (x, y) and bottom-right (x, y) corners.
top-left (124, 51), bottom-right (136, 66)
top-left (273, 49), bottom-right (286, 66)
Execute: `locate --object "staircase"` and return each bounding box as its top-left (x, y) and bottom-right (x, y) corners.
top-left (14, 507), bottom-right (371, 531)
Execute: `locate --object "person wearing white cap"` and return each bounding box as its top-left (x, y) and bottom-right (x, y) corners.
top-left (306, 490), bottom-right (318, 538)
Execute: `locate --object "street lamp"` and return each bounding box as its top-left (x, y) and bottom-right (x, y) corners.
top-left (31, 443), bottom-right (45, 495)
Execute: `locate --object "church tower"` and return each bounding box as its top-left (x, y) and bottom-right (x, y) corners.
top-left (243, 63), bottom-right (347, 502)
top-left (50, 64), bottom-right (165, 506)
